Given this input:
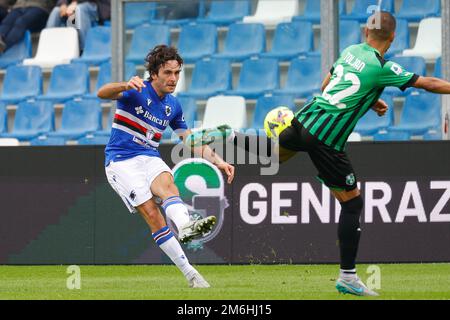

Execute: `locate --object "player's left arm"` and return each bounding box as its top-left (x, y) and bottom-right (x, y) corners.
top-left (177, 129), bottom-right (235, 184)
top-left (321, 72), bottom-right (332, 92)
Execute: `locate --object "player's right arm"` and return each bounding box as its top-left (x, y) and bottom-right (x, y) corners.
top-left (97, 76), bottom-right (146, 100)
top-left (412, 76), bottom-right (450, 94)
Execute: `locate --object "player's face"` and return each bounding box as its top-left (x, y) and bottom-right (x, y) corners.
top-left (151, 60), bottom-right (181, 97)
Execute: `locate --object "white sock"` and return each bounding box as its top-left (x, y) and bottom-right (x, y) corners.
top-left (152, 226), bottom-right (195, 278)
top-left (340, 268), bottom-right (357, 280)
top-left (161, 196), bottom-right (190, 232)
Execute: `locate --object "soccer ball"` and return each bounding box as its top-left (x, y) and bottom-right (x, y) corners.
top-left (263, 106), bottom-right (294, 139)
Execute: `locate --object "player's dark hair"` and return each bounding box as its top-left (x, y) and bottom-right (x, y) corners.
top-left (144, 45), bottom-right (183, 80)
top-left (366, 11), bottom-right (396, 41)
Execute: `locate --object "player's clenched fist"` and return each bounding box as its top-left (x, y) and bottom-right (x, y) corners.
top-left (126, 76), bottom-right (146, 92)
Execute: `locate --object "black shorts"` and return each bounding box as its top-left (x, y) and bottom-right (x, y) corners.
top-left (278, 118), bottom-right (357, 191)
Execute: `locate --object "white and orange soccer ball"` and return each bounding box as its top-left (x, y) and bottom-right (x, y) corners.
top-left (263, 106), bottom-right (294, 139)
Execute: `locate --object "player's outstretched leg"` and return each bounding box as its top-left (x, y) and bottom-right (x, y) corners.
top-left (161, 196), bottom-right (217, 244)
top-left (184, 124), bottom-right (234, 147)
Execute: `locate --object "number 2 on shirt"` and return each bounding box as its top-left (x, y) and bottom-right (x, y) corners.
top-left (322, 64), bottom-right (361, 109)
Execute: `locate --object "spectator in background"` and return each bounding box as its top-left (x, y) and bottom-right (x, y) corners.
top-left (0, 0), bottom-right (55, 53)
top-left (0, 1), bottom-right (15, 24)
top-left (46, 0), bottom-right (110, 50)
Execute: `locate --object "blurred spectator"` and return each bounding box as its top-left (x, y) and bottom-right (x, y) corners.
top-left (0, 0), bottom-right (55, 53)
top-left (0, 1), bottom-right (15, 24)
top-left (46, 0), bottom-right (110, 50)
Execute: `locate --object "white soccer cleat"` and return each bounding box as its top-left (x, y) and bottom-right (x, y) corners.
top-left (336, 276), bottom-right (379, 297)
top-left (178, 216), bottom-right (217, 244)
top-left (188, 272), bottom-right (210, 288)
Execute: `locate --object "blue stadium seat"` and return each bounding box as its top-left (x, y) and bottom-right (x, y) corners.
top-left (162, 95), bottom-right (198, 141)
top-left (252, 94), bottom-right (296, 129)
top-left (214, 23), bottom-right (265, 62)
top-left (38, 63), bottom-right (90, 103)
top-left (0, 65), bottom-right (42, 105)
top-left (342, 0), bottom-right (394, 22)
top-left (274, 56), bottom-right (322, 98)
top-left (423, 130), bottom-right (442, 140)
top-left (0, 30), bottom-right (32, 69)
top-left (1, 100), bottom-right (54, 140)
top-left (261, 21), bottom-right (313, 60)
top-left (434, 57), bottom-right (441, 78)
top-left (396, 0), bottom-right (441, 23)
top-left (0, 102), bottom-right (6, 134)
top-left (225, 58), bottom-right (279, 99)
top-left (383, 56), bottom-right (426, 96)
top-left (388, 91), bottom-right (441, 135)
top-left (151, 0), bottom-right (205, 27)
top-left (77, 135), bottom-right (111, 145)
top-left (47, 99), bottom-right (102, 140)
top-left (197, 0), bottom-right (250, 26)
top-left (71, 26), bottom-right (111, 66)
top-left (340, 20), bottom-right (363, 51)
top-left (92, 104), bottom-right (113, 137)
top-left (177, 23), bottom-right (218, 63)
top-left (85, 61), bottom-right (136, 99)
top-left (385, 19), bottom-right (410, 58)
top-left (125, 25), bottom-right (170, 65)
top-left (373, 131), bottom-right (411, 141)
top-left (125, 2), bottom-right (156, 29)
top-left (30, 136), bottom-right (67, 146)
top-left (354, 94), bottom-right (394, 136)
top-left (178, 58), bottom-right (231, 100)
top-left (293, 0), bottom-right (346, 24)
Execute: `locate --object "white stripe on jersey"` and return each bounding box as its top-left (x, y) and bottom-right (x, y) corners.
top-left (116, 109), bottom-right (163, 134)
top-left (112, 123), bottom-right (160, 148)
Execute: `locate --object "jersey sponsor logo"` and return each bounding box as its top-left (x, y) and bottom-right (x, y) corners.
top-left (171, 158), bottom-right (229, 247)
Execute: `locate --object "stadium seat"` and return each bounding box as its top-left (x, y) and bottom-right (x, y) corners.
top-left (423, 130), bottom-right (442, 140)
top-left (341, 0), bottom-right (394, 22)
top-left (0, 138), bottom-right (19, 146)
top-left (340, 20), bottom-right (363, 51)
top-left (85, 61), bottom-right (136, 99)
top-left (261, 21), bottom-right (313, 60)
top-left (23, 27), bottom-right (79, 68)
top-left (242, 0), bottom-right (299, 27)
top-left (125, 2), bottom-right (156, 29)
top-left (293, 0), bottom-right (346, 24)
top-left (177, 23), bottom-right (218, 63)
top-left (71, 26), bottom-right (111, 66)
top-left (385, 19), bottom-right (410, 58)
top-left (178, 59), bottom-right (232, 100)
top-left (178, 58), bottom-right (231, 100)
top-left (388, 91), bottom-right (442, 135)
top-left (77, 135), bottom-right (110, 145)
top-left (373, 131), bottom-right (411, 141)
top-left (93, 105), bottom-right (113, 137)
top-left (202, 95), bottom-right (246, 129)
top-left (213, 23), bottom-right (265, 62)
top-left (0, 31), bottom-right (32, 69)
top-left (38, 63), bottom-right (89, 103)
top-left (434, 57), bottom-right (441, 78)
top-left (383, 56), bottom-right (426, 96)
top-left (1, 100), bottom-right (54, 141)
top-left (225, 58), bottom-right (279, 99)
top-left (46, 99), bottom-right (102, 140)
top-left (274, 56), bottom-right (322, 98)
top-left (354, 94), bottom-right (394, 136)
top-left (0, 102), bottom-right (6, 134)
top-left (396, 0), bottom-right (441, 23)
top-left (30, 136), bottom-right (67, 146)
top-left (125, 25), bottom-right (170, 65)
top-left (151, 0), bottom-right (205, 27)
top-left (197, 0), bottom-right (250, 26)
top-left (0, 65), bottom-right (43, 105)
top-left (402, 18), bottom-right (441, 61)
top-left (252, 94), bottom-right (296, 130)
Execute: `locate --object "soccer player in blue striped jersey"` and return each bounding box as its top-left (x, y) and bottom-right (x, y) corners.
top-left (98, 45), bottom-right (234, 288)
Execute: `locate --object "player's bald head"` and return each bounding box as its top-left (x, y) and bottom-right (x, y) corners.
top-left (366, 11), bottom-right (396, 41)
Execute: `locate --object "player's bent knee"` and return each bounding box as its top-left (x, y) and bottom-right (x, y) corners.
top-left (341, 194), bottom-right (363, 215)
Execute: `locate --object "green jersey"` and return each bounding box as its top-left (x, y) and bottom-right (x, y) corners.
top-left (295, 42), bottom-right (418, 151)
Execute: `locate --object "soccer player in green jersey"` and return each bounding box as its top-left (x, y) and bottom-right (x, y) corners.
top-left (186, 11), bottom-right (450, 296)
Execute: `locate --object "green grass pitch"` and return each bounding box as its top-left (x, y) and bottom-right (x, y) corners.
top-left (0, 264), bottom-right (449, 300)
